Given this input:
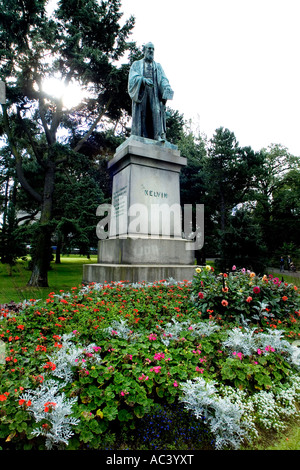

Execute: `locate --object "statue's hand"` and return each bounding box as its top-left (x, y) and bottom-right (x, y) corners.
top-left (144, 78), bottom-right (154, 87)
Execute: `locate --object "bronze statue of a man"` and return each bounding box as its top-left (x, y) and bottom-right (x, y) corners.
top-left (128, 42), bottom-right (174, 142)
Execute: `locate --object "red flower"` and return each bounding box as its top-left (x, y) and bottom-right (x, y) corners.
top-left (0, 393), bottom-right (9, 402)
top-left (19, 399), bottom-right (31, 407)
top-left (282, 296), bottom-right (288, 301)
top-left (44, 401), bottom-right (57, 412)
top-left (221, 299), bottom-right (228, 307)
top-left (253, 286), bottom-right (260, 294)
top-left (43, 361), bottom-right (56, 371)
top-left (198, 292), bottom-right (204, 299)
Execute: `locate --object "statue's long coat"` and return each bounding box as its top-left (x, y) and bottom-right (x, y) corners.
top-left (128, 59), bottom-right (170, 138)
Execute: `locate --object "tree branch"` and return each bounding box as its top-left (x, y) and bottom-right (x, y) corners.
top-left (49, 96), bottom-right (63, 143)
top-left (16, 106), bottom-right (46, 169)
top-left (73, 98), bottom-right (112, 153)
top-left (1, 104), bottom-right (42, 203)
top-left (38, 97), bottom-right (54, 145)
top-left (17, 209), bottom-right (40, 224)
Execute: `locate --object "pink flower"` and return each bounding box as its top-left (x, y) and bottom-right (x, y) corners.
top-left (154, 352), bottom-right (165, 361)
top-left (192, 349), bottom-right (201, 354)
top-left (257, 348), bottom-right (263, 355)
top-left (232, 265), bottom-right (237, 271)
top-left (150, 366), bottom-right (161, 374)
top-left (253, 286), bottom-right (260, 294)
top-left (173, 381), bottom-right (178, 387)
top-left (138, 373), bottom-right (149, 381)
top-left (148, 333), bottom-right (157, 341)
top-left (195, 367), bottom-right (204, 373)
top-left (233, 351), bottom-right (243, 360)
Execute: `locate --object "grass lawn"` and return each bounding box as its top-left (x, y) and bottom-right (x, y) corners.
top-left (0, 255), bottom-right (97, 304)
top-left (1, 256), bottom-right (299, 304)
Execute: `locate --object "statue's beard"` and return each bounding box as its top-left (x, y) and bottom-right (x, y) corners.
top-left (145, 52), bottom-right (154, 62)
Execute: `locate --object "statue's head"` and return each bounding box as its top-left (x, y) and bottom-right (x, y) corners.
top-left (144, 42), bottom-right (154, 62)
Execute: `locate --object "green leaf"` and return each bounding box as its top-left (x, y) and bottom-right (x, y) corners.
top-left (80, 429), bottom-right (94, 443)
top-left (118, 409), bottom-right (132, 422)
top-left (134, 406), bottom-right (145, 418)
top-left (16, 421), bottom-right (27, 432)
top-left (102, 405), bottom-right (118, 421)
top-left (15, 410), bottom-right (28, 423)
top-left (89, 419), bottom-right (103, 434)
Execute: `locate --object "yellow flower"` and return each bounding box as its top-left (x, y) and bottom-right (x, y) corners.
top-left (96, 409), bottom-right (104, 419)
top-left (206, 265), bottom-right (211, 271)
top-left (195, 267), bottom-right (202, 273)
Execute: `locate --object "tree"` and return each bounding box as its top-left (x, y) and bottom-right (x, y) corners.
top-left (0, 0), bottom-right (135, 286)
top-left (221, 208), bottom-right (267, 273)
top-left (250, 144), bottom-right (299, 256)
top-left (203, 127), bottom-right (263, 268)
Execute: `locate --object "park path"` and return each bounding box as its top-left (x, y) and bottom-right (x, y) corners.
top-left (267, 267), bottom-right (300, 278)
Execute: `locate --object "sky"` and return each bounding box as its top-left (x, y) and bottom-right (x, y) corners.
top-left (120, 0), bottom-right (300, 155)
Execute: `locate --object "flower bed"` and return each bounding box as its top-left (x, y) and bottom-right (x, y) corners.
top-left (0, 268), bottom-right (299, 450)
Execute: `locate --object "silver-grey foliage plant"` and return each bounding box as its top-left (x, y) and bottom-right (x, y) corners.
top-left (222, 327), bottom-right (300, 369)
top-left (179, 378), bottom-right (255, 450)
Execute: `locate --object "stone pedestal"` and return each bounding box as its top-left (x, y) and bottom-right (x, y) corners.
top-left (108, 135), bottom-right (186, 239)
top-left (97, 237), bottom-right (194, 265)
top-left (83, 136), bottom-right (196, 284)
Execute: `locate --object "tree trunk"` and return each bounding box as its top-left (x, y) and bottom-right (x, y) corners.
top-left (27, 161), bottom-right (56, 287)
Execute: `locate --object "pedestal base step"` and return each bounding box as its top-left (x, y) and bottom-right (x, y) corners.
top-left (98, 237), bottom-right (195, 265)
top-left (82, 263), bottom-right (197, 284)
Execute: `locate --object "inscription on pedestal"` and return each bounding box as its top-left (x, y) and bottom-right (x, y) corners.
top-left (143, 187), bottom-right (168, 199)
top-left (112, 185), bottom-right (128, 217)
